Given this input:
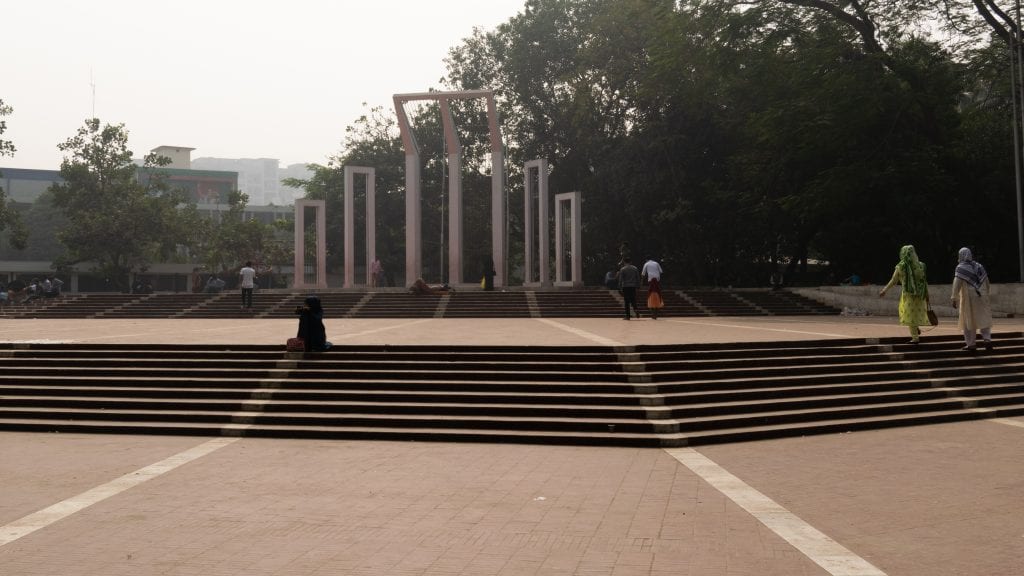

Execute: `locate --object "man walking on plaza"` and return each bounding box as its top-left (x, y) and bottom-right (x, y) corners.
top-left (239, 261), bottom-right (257, 310)
top-left (617, 257), bottom-right (641, 320)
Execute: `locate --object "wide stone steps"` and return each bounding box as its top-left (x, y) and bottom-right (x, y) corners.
top-left (4, 380), bottom-right (1022, 421)
top-left (1, 335), bottom-right (1023, 446)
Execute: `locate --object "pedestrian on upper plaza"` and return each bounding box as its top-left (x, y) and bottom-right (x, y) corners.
top-left (481, 256), bottom-right (496, 291)
top-left (950, 247), bottom-right (993, 351)
top-left (190, 268), bottom-right (203, 293)
top-left (370, 257), bottom-right (384, 289)
top-left (879, 244), bottom-right (930, 344)
top-left (603, 270), bottom-right (617, 290)
top-left (641, 257), bottom-right (664, 320)
top-left (617, 256), bottom-right (642, 320)
top-left (239, 261), bottom-right (257, 309)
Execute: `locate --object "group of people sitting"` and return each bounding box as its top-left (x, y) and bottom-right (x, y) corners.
top-left (0, 276), bottom-right (64, 305)
top-left (204, 275), bottom-right (227, 293)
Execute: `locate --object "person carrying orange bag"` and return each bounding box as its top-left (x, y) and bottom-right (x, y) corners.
top-left (641, 257), bottom-right (664, 320)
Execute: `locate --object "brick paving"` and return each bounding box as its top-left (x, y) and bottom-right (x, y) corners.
top-left (1, 316), bottom-right (1024, 575)
top-left (3, 314), bottom-right (1023, 347)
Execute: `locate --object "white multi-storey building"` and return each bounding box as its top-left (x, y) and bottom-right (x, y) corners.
top-left (190, 156), bottom-right (311, 206)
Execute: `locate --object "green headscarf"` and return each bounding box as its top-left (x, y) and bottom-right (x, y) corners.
top-left (898, 245), bottom-right (927, 297)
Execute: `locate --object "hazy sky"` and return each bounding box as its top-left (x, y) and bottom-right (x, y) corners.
top-left (2, 0), bottom-right (524, 170)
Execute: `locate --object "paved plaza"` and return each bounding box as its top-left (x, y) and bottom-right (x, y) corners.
top-left (1, 315), bottom-right (1023, 575)
top-left (2, 314), bottom-right (1017, 347)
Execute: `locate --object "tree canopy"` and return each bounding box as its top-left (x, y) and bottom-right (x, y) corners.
top-left (0, 99), bottom-right (28, 251)
top-left (191, 189), bottom-right (293, 286)
top-left (431, 0), bottom-right (1022, 285)
top-left (165, 0), bottom-right (1023, 287)
top-left (49, 118), bottom-right (203, 291)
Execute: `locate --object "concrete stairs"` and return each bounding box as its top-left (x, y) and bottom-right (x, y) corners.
top-left (1, 333), bottom-right (1022, 446)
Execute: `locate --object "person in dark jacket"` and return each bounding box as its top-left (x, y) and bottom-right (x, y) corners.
top-left (617, 257), bottom-right (642, 320)
top-left (296, 295), bottom-right (331, 351)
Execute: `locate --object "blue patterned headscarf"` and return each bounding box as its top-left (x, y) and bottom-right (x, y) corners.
top-left (898, 245), bottom-right (927, 297)
top-left (955, 247), bottom-right (987, 292)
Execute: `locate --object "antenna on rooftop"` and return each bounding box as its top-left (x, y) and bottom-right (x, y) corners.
top-left (90, 69), bottom-right (96, 119)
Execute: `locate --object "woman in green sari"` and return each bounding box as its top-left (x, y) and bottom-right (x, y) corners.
top-left (879, 245), bottom-right (930, 343)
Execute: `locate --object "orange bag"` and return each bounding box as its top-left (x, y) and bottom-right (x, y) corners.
top-left (647, 292), bottom-right (664, 309)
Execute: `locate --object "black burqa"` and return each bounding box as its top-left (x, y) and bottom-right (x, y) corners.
top-left (296, 295), bottom-right (330, 351)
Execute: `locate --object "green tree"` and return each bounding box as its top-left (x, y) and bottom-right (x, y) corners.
top-left (49, 118), bottom-right (202, 291)
top-left (751, 0), bottom-right (1024, 280)
top-left (193, 189), bottom-right (292, 285)
top-left (0, 190), bottom-right (67, 261)
top-left (437, 0), bottom-right (1017, 286)
top-left (0, 99), bottom-right (28, 250)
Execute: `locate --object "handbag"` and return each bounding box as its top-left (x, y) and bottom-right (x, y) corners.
top-left (927, 309), bottom-right (938, 327)
top-left (647, 291), bottom-right (664, 309)
top-left (286, 337), bottom-right (305, 352)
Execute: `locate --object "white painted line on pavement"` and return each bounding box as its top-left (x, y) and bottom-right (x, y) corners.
top-left (330, 318), bottom-right (433, 340)
top-left (535, 318), bottom-right (623, 346)
top-left (666, 447), bottom-right (887, 576)
top-left (666, 319), bottom-right (852, 338)
top-left (991, 417), bottom-right (1024, 429)
top-left (0, 437), bottom-right (239, 547)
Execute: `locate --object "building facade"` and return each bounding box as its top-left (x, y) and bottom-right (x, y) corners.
top-left (0, 150), bottom-right (294, 292)
top-left (191, 157), bottom-right (311, 206)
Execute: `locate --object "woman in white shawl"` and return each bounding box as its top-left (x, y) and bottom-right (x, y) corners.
top-left (950, 247), bottom-right (993, 351)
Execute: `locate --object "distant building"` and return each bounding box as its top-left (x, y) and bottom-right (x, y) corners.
top-left (0, 168), bottom-right (63, 203)
top-left (191, 156), bottom-right (312, 206)
top-left (137, 166), bottom-right (237, 205)
top-left (278, 162), bottom-right (314, 205)
top-left (150, 145), bottom-right (195, 169)
top-left (0, 153), bottom-right (293, 292)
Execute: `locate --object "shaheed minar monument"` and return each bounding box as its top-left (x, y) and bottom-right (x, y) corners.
top-left (293, 89), bottom-right (582, 291)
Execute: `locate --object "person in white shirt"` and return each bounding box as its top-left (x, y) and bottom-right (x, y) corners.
top-left (641, 258), bottom-right (665, 319)
top-left (370, 258), bottom-right (384, 288)
top-left (239, 261), bottom-right (257, 309)
top-left (641, 259), bottom-right (662, 282)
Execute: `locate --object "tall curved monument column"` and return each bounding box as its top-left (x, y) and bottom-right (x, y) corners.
top-left (439, 100), bottom-right (463, 284)
top-left (343, 166), bottom-right (376, 288)
top-left (293, 199), bottom-right (327, 289)
top-left (393, 89), bottom-right (505, 287)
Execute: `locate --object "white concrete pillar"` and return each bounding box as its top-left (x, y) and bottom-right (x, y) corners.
top-left (293, 199), bottom-right (327, 289)
top-left (343, 166), bottom-right (376, 288)
top-left (523, 159), bottom-right (549, 287)
top-left (555, 191), bottom-right (583, 287)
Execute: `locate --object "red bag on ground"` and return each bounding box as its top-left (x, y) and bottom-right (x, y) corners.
top-left (286, 337), bottom-right (305, 352)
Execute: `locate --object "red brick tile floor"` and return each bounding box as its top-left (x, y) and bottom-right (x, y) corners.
top-left (1, 316), bottom-right (1022, 575)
